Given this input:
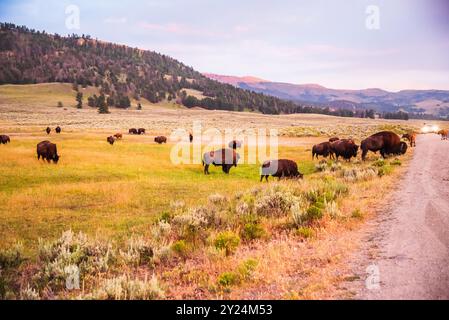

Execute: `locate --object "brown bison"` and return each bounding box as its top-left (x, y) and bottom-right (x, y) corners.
top-left (55, 126), bottom-right (61, 134)
top-left (46, 127), bottom-right (51, 135)
top-left (330, 139), bottom-right (359, 161)
top-left (361, 131), bottom-right (402, 160)
top-left (114, 133), bottom-right (123, 140)
top-left (37, 141), bottom-right (60, 163)
top-left (0, 135), bottom-right (10, 144)
top-left (229, 140), bottom-right (242, 150)
top-left (138, 128), bottom-right (146, 135)
top-left (202, 148), bottom-right (240, 175)
top-left (154, 136), bottom-right (167, 144)
top-left (329, 137), bottom-right (340, 143)
top-left (402, 132), bottom-right (416, 147)
top-left (189, 133), bottom-right (194, 143)
top-left (312, 142), bottom-right (333, 160)
top-left (129, 128), bottom-right (138, 135)
top-left (260, 159), bottom-right (303, 182)
top-left (107, 136), bottom-right (116, 145)
top-left (438, 129), bottom-right (448, 140)
top-left (392, 141), bottom-right (408, 155)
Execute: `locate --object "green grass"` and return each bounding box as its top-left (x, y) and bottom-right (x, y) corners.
top-left (0, 133), bottom-right (316, 251)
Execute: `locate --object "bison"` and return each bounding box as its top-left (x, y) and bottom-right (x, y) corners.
top-left (402, 132), bottom-right (416, 147)
top-left (438, 129), bottom-right (448, 140)
top-left (37, 141), bottom-right (59, 163)
top-left (55, 126), bottom-right (61, 134)
top-left (129, 128), bottom-right (138, 135)
top-left (361, 131), bottom-right (402, 160)
top-left (329, 137), bottom-right (340, 143)
top-left (46, 127), bottom-right (51, 135)
top-left (202, 148), bottom-right (240, 175)
top-left (392, 141), bottom-right (408, 155)
top-left (107, 136), bottom-right (116, 145)
top-left (312, 142), bottom-right (333, 160)
top-left (229, 140), bottom-right (242, 150)
top-left (0, 135), bottom-right (10, 144)
top-left (138, 128), bottom-right (146, 135)
top-left (260, 159), bottom-right (303, 182)
top-left (154, 136), bottom-right (167, 144)
top-left (330, 139), bottom-right (359, 161)
top-left (189, 133), bottom-right (194, 143)
top-left (114, 133), bottom-right (123, 140)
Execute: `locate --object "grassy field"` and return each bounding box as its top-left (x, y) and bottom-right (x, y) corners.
top-left (0, 83), bottom-right (437, 300)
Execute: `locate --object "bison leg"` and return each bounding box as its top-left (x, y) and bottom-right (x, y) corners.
top-left (204, 164), bottom-right (210, 175)
top-left (361, 149), bottom-right (368, 161)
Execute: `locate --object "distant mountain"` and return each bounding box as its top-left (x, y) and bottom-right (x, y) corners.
top-left (204, 74), bottom-right (449, 118)
top-left (0, 22), bottom-right (304, 115)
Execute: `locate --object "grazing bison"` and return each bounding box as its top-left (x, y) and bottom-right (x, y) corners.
top-left (0, 135), bottom-right (10, 144)
top-left (402, 132), bottom-right (416, 147)
top-left (46, 127), bottom-right (51, 135)
top-left (37, 141), bottom-right (59, 163)
top-left (189, 133), bottom-right (194, 143)
top-left (154, 136), bottom-right (167, 144)
top-left (361, 131), bottom-right (402, 160)
top-left (260, 159), bottom-right (303, 182)
top-left (392, 141), bottom-right (408, 155)
top-left (202, 148), bottom-right (240, 175)
top-left (329, 137), bottom-right (340, 143)
top-left (114, 133), bottom-right (123, 140)
top-left (107, 136), bottom-right (116, 145)
top-left (129, 128), bottom-right (138, 135)
top-left (330, 139), bottom-right (359, 161)
top-left (55, 126), bottom-right (61, 134)
top-left (138, 128), bottom-right (146, 135)
top-left (438, 129), bottom-right (448, 140)
top-left (312, 142), bottom-right (333, 160)
top-left (229, 140), bottom-right (242, 150)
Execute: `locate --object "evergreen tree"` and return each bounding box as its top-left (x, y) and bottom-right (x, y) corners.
top-left (97, 94), bottom-right (109, 114)
top-left (76, 92), bottom-right (83, 109)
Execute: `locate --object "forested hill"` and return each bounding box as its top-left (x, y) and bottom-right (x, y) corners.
top-left (0, 22), bottom-right (305, 115)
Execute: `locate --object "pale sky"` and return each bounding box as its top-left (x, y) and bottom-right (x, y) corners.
top-left (1, 0), bottom-right (449, 91)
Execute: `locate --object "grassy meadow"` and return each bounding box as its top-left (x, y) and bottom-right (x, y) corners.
top-left (0, 83), bottom-right (425, 300)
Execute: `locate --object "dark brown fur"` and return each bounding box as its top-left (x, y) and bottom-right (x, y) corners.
top-left (0, 135), bottom-right (10, 144)
top-left (361, 131), bottom-right (402, 160)
top-left (37, 141), bottom-right (59, 163)
top-left (312, 142), bottom-right (333, 160)
top-left (46, 127), bottom-right (51, 135)
top-left (189, 133), bottom-right (194, 143)
top-left (107, 136), bottom-right (116, 145)
top-left (330, 139), bottom-right (359, 161)
top-left (260, 159), bottom-right (303, 182)
top-left (202, 148), bottom-right (240, 175)
top-left (438, 129), bottom-right (448, 140)
top-left (55, 126), bottom-right (61, 134)
top-left (329, 137), bottom-right (340, 143)
top-left (229, 140), bottom-right (242, 150)
top-left (129, 128), bottom-right (138, 135)
top-left (154, 136), bottom-right (167, 144)
top-left (114, 133), bottom-right (123, 140)
top-left (138, 128), bottom-right (146, 135)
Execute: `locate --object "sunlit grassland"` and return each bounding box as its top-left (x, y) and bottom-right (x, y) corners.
top-left (0, 132), bottom-right (316, 252)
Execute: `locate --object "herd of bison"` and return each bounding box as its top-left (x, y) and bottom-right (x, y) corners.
top-left (0, 128), bottom-right (448, 181)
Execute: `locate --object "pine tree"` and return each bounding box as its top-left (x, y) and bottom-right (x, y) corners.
top-left (76, 92), bottom-right (83, 109)
top-left (97, 94), bottom-right (109, 114)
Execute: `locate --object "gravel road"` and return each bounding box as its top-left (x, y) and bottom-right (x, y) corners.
top-left (357, 133), bottom-right (449, 299)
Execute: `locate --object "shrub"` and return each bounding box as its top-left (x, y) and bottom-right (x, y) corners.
top-left (208, 194), bottom-right (228, 206)
top-left (171, 240), bottom-right (189, 258)
top-left (241, 222), bottom-right (266, 241)
top-left (37, 230), bottom-right (115, 290)
top-left (372, 158), bottom-right (386, 167)
top-left (296, 227), bottom-right (314, 239)
top-left (352, 209), bottom-right (364, 219)
top-left (330, 161), bottom-right (342, 172)
top-left (306, 205), bottom-right (323, 221)
top-left (254, 185), bottom-right (297, 217)
top-left (238, 259), bottom-right (258, 280)
top-left (92, 275), bottom-right (164, 300)
top-left (343, 167), bottom-right (378, 182)
top-left (315, 161), bottom-right (328, 172)
top-left (0, 243), bottom-right (24, 269)
top-left (324, 200), bottom-right (341, 219)
top-left (236, 201), bottom-right (251, 216)
top-left (214, 232), bottom-right (240, 256)
top-left (152, 221), bottom-right (171, 240)
top-left (172, 207), bottom-right (210, 239)
top-left (20, 284), bottom-right (40, 300)
top-left (120, 237), bottom-right (153, 267)
top-left (390, 159), bottom-right (402, 166)
top-left (217, 272), bottom-right (240, 287)
top-left (290, 197), bottom-right (310, 227)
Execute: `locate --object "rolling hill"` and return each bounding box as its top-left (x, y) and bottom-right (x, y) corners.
top-left (204, 74), bottom-right (449, 118)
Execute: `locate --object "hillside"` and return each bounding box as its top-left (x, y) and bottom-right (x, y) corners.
top-left (204, 74), bottom-right (449, 118)
top-left (0, 22), bottom-right (302, 115)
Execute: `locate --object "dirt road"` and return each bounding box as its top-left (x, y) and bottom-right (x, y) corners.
top-left (353, 133), bottom-right (449, 299)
